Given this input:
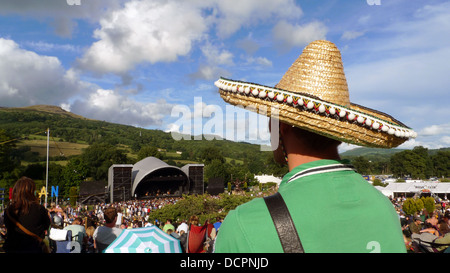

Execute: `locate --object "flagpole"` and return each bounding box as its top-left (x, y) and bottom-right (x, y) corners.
top-left (45, 128), bottom-right (49, 208)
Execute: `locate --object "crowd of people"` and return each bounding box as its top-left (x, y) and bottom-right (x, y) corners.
top-left (389, 195), bottom-right (450, 253)
top-left (43, 203), bottom-right (221, 253)
top-left (0, 177), bottom-right (221, 253)
top-left (41, 200), bottom-right (183, 253)
top-left (1, 176), bottom-right (449, 253)
top-left (51, 197), bottom-right (183, 231)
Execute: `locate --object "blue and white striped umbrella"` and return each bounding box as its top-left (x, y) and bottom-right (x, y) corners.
top-left (104, 226), bottom-right (182, 253)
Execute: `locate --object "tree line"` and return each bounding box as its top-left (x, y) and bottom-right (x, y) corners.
top-left (0, 127), bottom-right (287, 200)
top-left (345, 146), bottom-right (449, 180)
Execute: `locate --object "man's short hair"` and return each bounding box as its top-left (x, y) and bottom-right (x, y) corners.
top-left (104, 207), bottom-right (118, 224)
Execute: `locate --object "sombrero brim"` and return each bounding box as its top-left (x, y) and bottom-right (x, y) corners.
top-left (215, 77), bottom-right (416, 148)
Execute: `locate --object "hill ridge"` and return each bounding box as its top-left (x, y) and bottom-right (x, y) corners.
top-left (15, 105), bottom-right (90, 120)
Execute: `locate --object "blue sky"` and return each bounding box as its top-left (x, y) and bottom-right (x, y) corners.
top-left (0, 0), bottom-right (448, 151)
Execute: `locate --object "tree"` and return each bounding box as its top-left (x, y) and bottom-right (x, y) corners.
top-left (0, 130), bottom-right (22, 190)
top-left (0, 129), bottom-right (20, 176)
top-left (204, 159), bottom-right (230, 185)
top-left (390, 150), bottom-right (428, 179)
top-left (245, 152), bottom-right (264, 174)
top-left (79, 143), bottom-right (129, 181)
top-left (421, 197), bottom-right (435, 215)
top-left (402, 198), bottom-right (422, 216)
top-left (372, 178), bottom-right (387, 187)
top-left (23, 163), bottom-right (45, 180)
top-left (416, 198), bottom-right (424, 213)
top-left (200, 146), bottom-right (225, 164)
top-left (263, 152), bottom-right (288, 177)
top-left (431, 151), bottom-right (450, 178)
top-left (68, 187), bottom-right (78, 207)
top-left (413, 146), bottom-right (433, 178)
top-left (61, 157), bottom-right (89, 197)
top-left (48, 163), bottom-right (64, 191)
top-left (352, 156), bottom-right (371, 174)
top-left (229, 164), bottom-right (257, 186)
top-left (137, 145), bottom-right (162, 161)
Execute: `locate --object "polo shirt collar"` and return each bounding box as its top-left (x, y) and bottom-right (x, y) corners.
top-left (280, 159), bottom-right (356, 186)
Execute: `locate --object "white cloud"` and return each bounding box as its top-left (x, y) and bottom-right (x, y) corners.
top-left (340, 2), bottom-right (450, 152)
top-left (341, 31), bottom-right (365, 41)
top-left (23, 41), bottom-right (81, 53)
top-left (166, 99), bottom-right (273, 144)
top-left (70, 88), bottom-right (173, 127)
top-left (272, 20), bottom-right (328, 51)
top-left (0, 38), bottom-right (86, 107)
top-left (194, 101), bottom-right (222, 118)
top-left (188, 42), bottom-right (234, 81)
top-left (212, 0), bottom-right (303, 38)
top-left (342, 3), bottom-right (450, 150)
top-left (77, 0), bottom-right (208, 74)
top-left (167, 98), bottom-right (225, 139)
top-left (170, 100), bottom-right (221, 121)
top-left (60, 103), bottom-right (71, 112)
top-left (165, 123), bottom-right (180, 133)
top-left (0, 0), bottom-right (125, 37)
top-left (245, 56), bottom-right (273, 67)
top-left (338, 143), bottom-right (360, 153)
top-left (441, 136), bottom-right (450, 146)
top-left (397, 139), bottom-right (420, 150)
top-left (201, 43), bottom-right (234, 66)
top-left (188, 64), bottom-right (231, 81)
top-left (397, 138), bottom-right (447, 150)
top-left (419, 124), bottom-right (450, 137)
top-left (358, 15), bottom-right (371, 25)
top-left (391, 122), bottom-right (450, 150)
top-left (352, 1), bottom-right (450, 56)
top-left (221, 104), bottom-right (271, 144)
top-left (346, 47), bottom-right (450, 102)
top-left (0, 36), bottom-right (176, 127)
top-left (77, 0), bottom-right (304, 76)
top-left (236, 36), bottom-right (260, 55)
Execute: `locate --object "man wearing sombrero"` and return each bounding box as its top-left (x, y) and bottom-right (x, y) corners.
top-left (213, 40), bottom-right (415, 253)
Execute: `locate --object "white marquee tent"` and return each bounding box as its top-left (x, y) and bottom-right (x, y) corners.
top-left (255, 174), bottom-right (282, 186)
top-left (377, 182), bottom-right (450, 199)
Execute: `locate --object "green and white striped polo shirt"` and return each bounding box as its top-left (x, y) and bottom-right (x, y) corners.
top-left (214, 159), bottom-right (405, 253)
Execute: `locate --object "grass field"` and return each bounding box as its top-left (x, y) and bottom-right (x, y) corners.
top-left (15, 138), bottom-right (215, 167)
top-left (16, 139), bottom-right (89, 158)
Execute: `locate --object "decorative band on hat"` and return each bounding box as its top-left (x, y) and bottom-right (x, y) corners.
top-left (215, 78), bottom-right (417, 140)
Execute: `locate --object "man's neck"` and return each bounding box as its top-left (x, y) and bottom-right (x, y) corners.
top-left (280, 124), bottom-right (341, 172)
top-left (286, 150), bottom-right (340, 171)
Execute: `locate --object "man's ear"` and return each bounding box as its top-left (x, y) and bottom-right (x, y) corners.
top-left (270, 120), bottom-right (290, 165)
top-left (279, 121), bottom-right (292, 137)
top-left (269, 118), bottom-right (289, 135)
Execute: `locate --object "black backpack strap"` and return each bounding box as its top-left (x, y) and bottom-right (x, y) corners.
top-left (264, 192), bottom-right (304, 253)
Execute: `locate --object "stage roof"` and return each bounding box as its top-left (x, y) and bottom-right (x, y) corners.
top-left (131, 157), bottom-right (188, 195)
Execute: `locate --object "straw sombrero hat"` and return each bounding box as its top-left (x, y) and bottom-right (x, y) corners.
top-left (214, 40), bottom-right (416, 148)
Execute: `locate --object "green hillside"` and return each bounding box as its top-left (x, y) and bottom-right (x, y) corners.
top-left (0, 105), bottom-right (278, 171)
top-left (340, 146), bottom-right (450, 162)
top-left (340, 147), bottom-right (406, 162)
top-left (0, 105), bottom-right (293, 196)
top-left (1, 105), bottom-right (448, 192)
